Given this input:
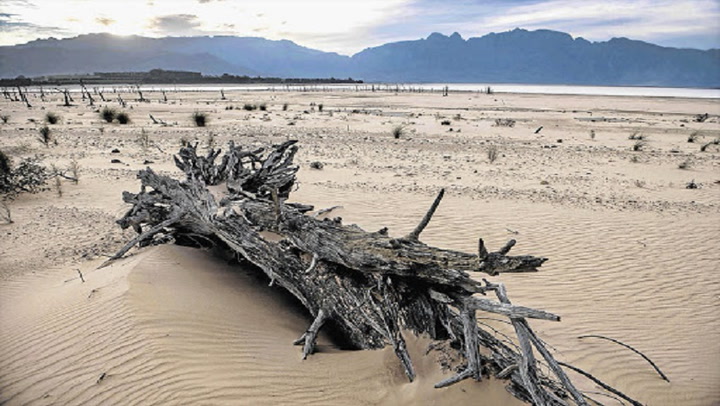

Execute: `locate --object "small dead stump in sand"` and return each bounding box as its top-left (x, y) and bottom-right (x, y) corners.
top-left (700, 138), bottom-right (720, 152)
top-left (694, 113), bottom-right (709, 123)
top-left (494, 118), bottom-right (516, 127)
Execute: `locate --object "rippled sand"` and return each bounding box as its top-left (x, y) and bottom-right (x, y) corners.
top-left (1, 89), bottom-right (718, 405)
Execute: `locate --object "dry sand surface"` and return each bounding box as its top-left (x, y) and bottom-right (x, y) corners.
top-left (0, 88), bottom-right (718, 405)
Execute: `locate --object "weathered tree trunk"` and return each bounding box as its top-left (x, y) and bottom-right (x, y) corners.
top-left (80, 81), bottom-right (94, 106)
top-left (107, 140), bottom-right (642, 406)
top-left (55, 88), bottom-right (72, 107)
top-left (16, 86), bottom-right (31, 108)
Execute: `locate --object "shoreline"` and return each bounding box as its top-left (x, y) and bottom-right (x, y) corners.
top-left (14, 82), bottom-right (720, 99)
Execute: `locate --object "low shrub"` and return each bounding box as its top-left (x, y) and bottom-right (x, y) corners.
top-left (39, 126), bottom-right (52, 147)
top-left (116, 111), bottom-right (131, 124)
top-left (192, 111), bottom-right (208, 127)
top-left (632, 140), bottom-right (646, 151)
top-left (45, 111), bottom-right (60, 124)
top-left (100, 107), bottom-right (116, 123)
top-left (0, 151), bottom-right (50, 200)
top-left (487, 145), bottom-right (499, 163)
top-left (494, 118), bottom-right (515, 127)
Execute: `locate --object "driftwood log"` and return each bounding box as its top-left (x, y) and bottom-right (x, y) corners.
top-left (107, 140), bottom-right (643, 406)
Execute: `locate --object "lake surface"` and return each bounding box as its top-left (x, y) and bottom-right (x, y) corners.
top-left (27, 83), bottom-right (720, 99)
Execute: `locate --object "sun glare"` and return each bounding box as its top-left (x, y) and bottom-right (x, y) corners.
top-left (2, 0), bottom-right (411, 52)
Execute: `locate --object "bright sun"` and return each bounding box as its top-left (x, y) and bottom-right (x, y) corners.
top-left (3, 0), bottom-right (410, 52)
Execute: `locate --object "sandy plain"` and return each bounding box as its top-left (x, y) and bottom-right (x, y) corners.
top-left (0, 88), bottom-right (718, 405)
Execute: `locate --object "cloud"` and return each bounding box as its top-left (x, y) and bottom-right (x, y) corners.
top-left (388, 0), bottom-right (720, 50)
top-left (0, 10), bottom-right (69, 44)
top-left (497, 0), bottom-right (719, 49)
top-left (246, 0), bottom-right (411, 54)
top-left (0, 0), bottom-right (35, 7)
top-left (148, 13), bottom-right (202, 34)
top-left (0, 0), bottom-right (717, 52)
top-left (95, 17), bottom-right (115, 27)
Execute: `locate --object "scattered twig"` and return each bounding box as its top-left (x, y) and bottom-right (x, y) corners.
top-left (313, 205), bottom-right (342, 218)
top-left (578, 335), bottom-right (669, 382)
top-left (558, 362), bottom-right (644, 406)
top-left (583, 390), bottom-right (628, 406)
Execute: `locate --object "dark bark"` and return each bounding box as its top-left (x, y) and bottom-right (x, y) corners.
top-left (107, 140), bottom-right (642, 406)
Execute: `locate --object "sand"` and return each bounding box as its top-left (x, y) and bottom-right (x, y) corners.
top-left (1, 88), bottom-right (718, 405)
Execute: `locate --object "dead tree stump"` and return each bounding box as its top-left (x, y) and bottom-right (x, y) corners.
top-left (106, 140), bottom-right (644, 406)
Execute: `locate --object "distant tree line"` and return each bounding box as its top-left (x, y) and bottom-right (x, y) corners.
top-left (0, 69), bottom-right (363, 87)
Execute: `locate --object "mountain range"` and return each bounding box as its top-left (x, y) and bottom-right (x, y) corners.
top-left (1, 29), bottom-right (718, 87)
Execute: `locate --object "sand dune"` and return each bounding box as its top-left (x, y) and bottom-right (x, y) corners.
top-left (1, 89), bottom-right (718, 405)
top-left (0, 246), bottom-right (522, 405)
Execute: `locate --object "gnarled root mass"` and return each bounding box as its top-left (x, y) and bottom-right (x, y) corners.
top-left (108, 140), bottom-right (643, 406)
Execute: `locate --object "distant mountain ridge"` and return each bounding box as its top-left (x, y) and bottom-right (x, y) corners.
top-left (352, 30), bottom-right (720, 87)
top-left (1, 29), bottom-right (718, 87)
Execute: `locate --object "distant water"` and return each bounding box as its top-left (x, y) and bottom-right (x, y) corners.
top-left (422, 83), bottom-right (720, 99)
top-left (30, 83), bottom-right (720, 99)
top-left (148, 83), bottom-right (720, 98)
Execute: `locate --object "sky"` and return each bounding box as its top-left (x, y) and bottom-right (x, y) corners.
top-left (0, 0), bottom-right (718, 54)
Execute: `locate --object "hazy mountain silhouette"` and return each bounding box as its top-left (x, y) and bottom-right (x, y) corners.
top-left (1, 29), bottom-right (718, 87)
top-left (352, 30), bottom-right (720, 87)
top-left (0, 33), bottom-right (348, 78)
